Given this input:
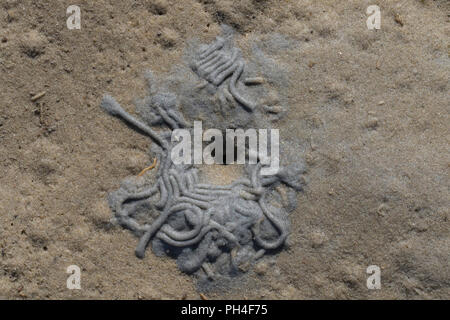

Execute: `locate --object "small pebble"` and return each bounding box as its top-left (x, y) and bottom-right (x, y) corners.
top-left (377, 203), bottom-right (389, 217)
top-left (365, 117), bottom-right (379, 130)
top-left (255, 261), bottom-right (268, 276)
top-left (244, 77), bottom-right (265, 85)
top-left (394, 13), bottom-right (404, 26)
top-left (311, 230), bottom-right (328, 248)
top-left (31, 91), bottom-right (46, 102)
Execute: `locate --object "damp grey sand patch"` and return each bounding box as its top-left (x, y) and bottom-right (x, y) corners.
top-left (100, 26), bottom-right (307, 289)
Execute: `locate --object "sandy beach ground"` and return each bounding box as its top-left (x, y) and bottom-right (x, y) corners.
top-left (0, 0), bottom-right (448, 299)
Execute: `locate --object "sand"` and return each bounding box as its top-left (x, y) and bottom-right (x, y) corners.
top-left (0, 0), bottom-right (448, 299)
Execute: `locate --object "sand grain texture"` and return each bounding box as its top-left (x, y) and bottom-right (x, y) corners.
top-left (0, 0), bottom-right (449, 299)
